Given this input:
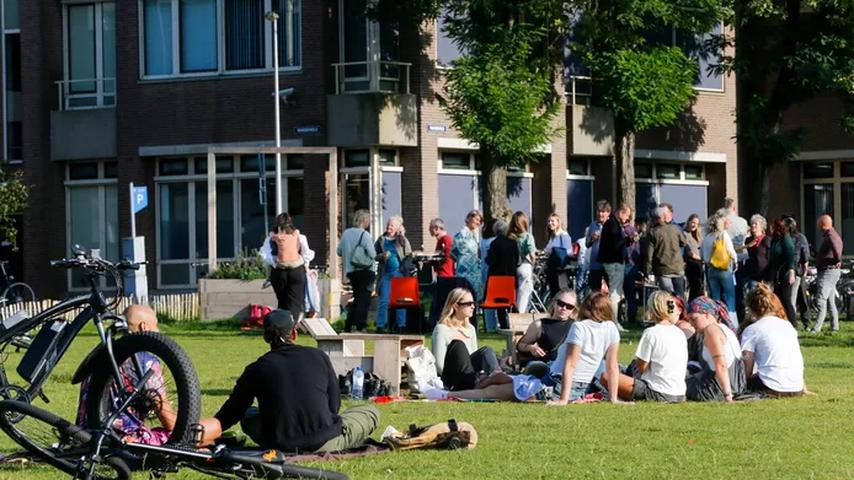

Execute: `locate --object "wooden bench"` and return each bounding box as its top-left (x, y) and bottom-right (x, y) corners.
top-left (499, 312), bottom-right (548, 366)
top-left (302, 318), bottom-right (424, 393)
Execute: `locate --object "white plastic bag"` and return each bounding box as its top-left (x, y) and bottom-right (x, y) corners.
top-left (405, 345), bottom-right (443, 393)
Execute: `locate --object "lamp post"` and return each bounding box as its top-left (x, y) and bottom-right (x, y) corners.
top-left (265, 10), bottom-right (283, 215)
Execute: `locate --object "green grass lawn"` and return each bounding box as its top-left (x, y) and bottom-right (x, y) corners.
top-left (1, 322), bottom-right (853, 479)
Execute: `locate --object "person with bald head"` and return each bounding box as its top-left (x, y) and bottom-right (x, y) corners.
top-left (811, 214), bottom-right (844, 333)
top-left (124, 304), bottom-right (160, 332)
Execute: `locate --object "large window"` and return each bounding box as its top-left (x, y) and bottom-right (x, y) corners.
top-left (337, 0), bottom-right (404, 93)
top-left (2, 0), bottom-right (21, 161)
top-left (141, 0), bottom-right (301, 78)
top-left (801, 159), bottom-right (854, 255)
top-left (65, 162), bottom-right (119, 290)
top-left (634, 161), bottom-right (708, 224)
top-left (155, 155), bottom-right (304, 288)
top-left (63, 2), bottom-right (116, 109)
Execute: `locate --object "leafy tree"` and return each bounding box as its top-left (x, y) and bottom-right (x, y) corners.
top-left (719, 0), bottom-right (854, 214)
top-left (0, 168), bottom-right (28, 250)
top-left (569, 0), bottom-right (730, 210)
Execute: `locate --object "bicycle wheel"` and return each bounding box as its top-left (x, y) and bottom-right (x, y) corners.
top-left (3, 282), bottom-right (35, 305)
top-left (0, 400), bottom-right (130, 479)
top-left (84, 331), bottom-right (201, 445)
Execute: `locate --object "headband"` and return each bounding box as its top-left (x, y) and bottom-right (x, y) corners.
top-left (686, 296), bottom-right (734, 331)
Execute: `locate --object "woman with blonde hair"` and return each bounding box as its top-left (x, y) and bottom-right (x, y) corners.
top-left (508, 211), bottom-right (537, 313)
top-left (544, 213), bottom-right (573, 297)
top-left (546, 292), bottom-right (625, 405)
top-left (601, 291), bottom-right (688, 402)
top-left (740, 283), bottom-right (805, 396)
top-left (431, 288), bottom-right (499, 391)
top-left (701, 211), bottom-right (739, 327)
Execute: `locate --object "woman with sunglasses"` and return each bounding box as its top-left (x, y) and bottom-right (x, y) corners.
top-left (431, 288), bottom-right (500, 391)
top-left (600, 291), bottom-right (688, 402)
top-left (516, 289), bottom-right (578, 376)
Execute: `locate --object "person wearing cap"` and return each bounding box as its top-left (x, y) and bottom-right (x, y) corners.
top-left (198, 310), bottom-right (379, 452)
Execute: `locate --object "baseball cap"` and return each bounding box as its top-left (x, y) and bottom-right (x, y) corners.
top-left (263, 309), bottom-right (296, 333)
top-left (512, 374), bottom-right (544, 401)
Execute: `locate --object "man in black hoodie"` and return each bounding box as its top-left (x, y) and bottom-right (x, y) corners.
top-left (199, 310), bottom-right (379, 452)
top-left (597, 204), bottom-right (632, 330)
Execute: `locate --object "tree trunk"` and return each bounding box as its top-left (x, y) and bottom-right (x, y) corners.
top-left (480, 153), bottom-right (512, 222)
top-left (759, 162), bottom-right (772, 217)
top-left (615, 124), bottom-right (636, 211)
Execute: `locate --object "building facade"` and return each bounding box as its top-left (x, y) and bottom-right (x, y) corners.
top-left (3, 0), bottom-right (742, 298)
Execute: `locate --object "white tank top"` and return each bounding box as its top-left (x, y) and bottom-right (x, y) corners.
top-left (701, 323), bottom-right (742, 369)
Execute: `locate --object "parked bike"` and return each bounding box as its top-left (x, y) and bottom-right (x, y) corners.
top-left (0, 260), bottom-right (35, 307)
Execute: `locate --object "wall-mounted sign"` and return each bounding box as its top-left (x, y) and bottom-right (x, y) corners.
top-left (295, 125), bottom-right (321, 135)
top-left (427, 124), bottom-right (447, 133)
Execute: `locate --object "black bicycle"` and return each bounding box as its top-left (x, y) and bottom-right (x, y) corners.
top-left (0, 260), bottom-right (36, 306)
top-left (0, 248), bottom-right (200, 455)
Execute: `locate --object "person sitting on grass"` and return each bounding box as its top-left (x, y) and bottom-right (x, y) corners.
top-left (198, 310), bottom-right (379, 452)
top-left (431, 288), bottom-right (501, 391)
top-left (546, 292), bottom-right (626, 405)
top-left (684, 297), bottom-right (746, 403)
top-left (601, 291), bottom-right (687, 403)
top-left (516, 289), bottom-right (578, 377)
top-left (76, 304), bottom-right (175, 446)
top-left (740, 283), bottom-right (807, 397)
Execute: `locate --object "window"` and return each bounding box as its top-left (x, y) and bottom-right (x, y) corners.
top-left (684, 165), bottom-right (704, 180)
top-left (436, 11), bottom-right (462, 66)
top-left (803, 184), bottom-right (834, 248)
top-left (441, 152), bottom-right (471, 170)
top-left (3, 0), bottom-right (18, 30)
top-left (344, 150), bottom-right (370, 168)
top-left (63, 2), bottom-right (116, 109)
top-left (568, 159), bottom-right (589, 176)
top-left (337, 0), bottom-right (404, 93)
top-left (803, 162), bottom-right (834, 179)
top-left (378, 149), bottom-right (397, 166)
top-left (3, 0), bottom-right (21, 161)
top-left (635, 162), bottom-right (653, 179)
top-left (141, 0), bottom-right (302, 77)
top-left (677, 22), bottom-right (723, 91)
top-left (656, 164), bottom-right (680, 180)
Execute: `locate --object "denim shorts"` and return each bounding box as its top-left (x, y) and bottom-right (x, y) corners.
top-left (540, 371), bottom-right (597, 401)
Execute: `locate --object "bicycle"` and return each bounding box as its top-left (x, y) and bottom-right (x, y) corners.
top-left (0, 259), bottom-right (36, 306)
top-left (0, 247), bottom-right (200, 455)
top-left (0, 399), bottom-right (348, 480)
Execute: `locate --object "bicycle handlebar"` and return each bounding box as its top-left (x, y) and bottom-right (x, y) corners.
top-left (50, 255), bottom-right (144, 273)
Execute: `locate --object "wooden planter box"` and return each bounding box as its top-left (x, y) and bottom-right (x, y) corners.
top-left (198, 278), bottom-right (277, 321)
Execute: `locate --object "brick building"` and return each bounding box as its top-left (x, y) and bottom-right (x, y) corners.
top-left (2, 0), bottom-right (742, 298)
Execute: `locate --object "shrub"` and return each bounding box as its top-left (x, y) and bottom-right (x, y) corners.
top-left (206, 251), bottom-right (267, 281)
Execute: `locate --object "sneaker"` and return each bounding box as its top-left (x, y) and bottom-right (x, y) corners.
top-left (808, 328), bottom-right (819, 334)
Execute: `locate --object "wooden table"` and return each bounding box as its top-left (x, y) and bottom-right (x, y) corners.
top-left (315, 333), bottom-right (425, 394)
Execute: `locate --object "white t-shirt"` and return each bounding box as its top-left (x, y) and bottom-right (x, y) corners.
top-left (740, 316), bottom-right (805, 392)
top-left (550, 320), bottom-right (620, 383)
top-left (635, 323), bottom-right (688, 396)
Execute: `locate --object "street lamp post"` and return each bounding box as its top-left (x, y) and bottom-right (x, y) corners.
top-left (266, 10), bottom-right (283, 215)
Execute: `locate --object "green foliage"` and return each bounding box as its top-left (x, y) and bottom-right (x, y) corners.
top-left (0, 168), bottom-right (28, 250)
top-left (586, 47), bottom-right (698, 131)
top-left (206, 251), bottom-right (267, 281)
top-left (440, 27), bottom-right (561, 167)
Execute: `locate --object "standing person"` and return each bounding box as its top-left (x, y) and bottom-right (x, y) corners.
top-left (199, 310), bottom-right (380, 451)
top-left (811, 214), bottom-right (844, 333)
top-left (601, 291), bottom-right (688, 403)
top-left (508, 211), bottom-right (537, 314)
top-left (743, 214), bottom-right (771, 292)
top-left (268, 213), bottom-right (307, 321)
top-left (684, 297), bottom-right (745, 402)
top-left (724, 198), bottom-right (750, 322)
top-left (597, 204), bottom-right (632, 330)
top-left (585, 201), bottom-right (612, 293)
top-left (643, 204), bottom-right (687, 298)
top-left (683, 214), bottom-right (705, 301)
top-left (428, 217), bottom-right (455, 327)
top-left (701, 211), bottom-right (739, 327)
top-left (337, 209), bottom-right (376, 332)
top-left (784, 216), bottom-right (811, 329)
top-left (431, 288), bottom-right (500, 391)
top-left (627, 218), bottom-right (649, 323)
top-left (374, 216), bottom-right (412, 332)
top-left (451, 210), bottom-right (484, 303)
top-left (766, 217), bottom-right (797, 328)
top-left (544, 213), bottom-right (573, 297)
top-left (741, 284), bottom-right (806, 397)
top-left (621, 208), bottom-right (639, 322)
top-left (486, 220), bottom-right (520, 329)
top-left (480, 219), bottom-right (499, 332)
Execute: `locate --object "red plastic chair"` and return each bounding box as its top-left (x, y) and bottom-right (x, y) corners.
top-left (481, 276), bottom-right (516, 310)
top-left (389, 276), bottom-right (423, 333)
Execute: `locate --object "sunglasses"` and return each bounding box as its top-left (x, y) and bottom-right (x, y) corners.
top-left (556, 300), bottom-right (576, 310)
top-left (458, 301), bottom-right (476, 307)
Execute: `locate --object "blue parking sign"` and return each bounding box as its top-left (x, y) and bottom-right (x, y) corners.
top-left (133, 186), bottom-right (148, 213)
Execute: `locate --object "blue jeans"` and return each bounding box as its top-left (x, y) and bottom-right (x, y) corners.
top-left (376, 271), bottom-right (406, 329)
top-left (707, 267), bottom-right (736, 313)
top-left (542, 361), bottom-right (606, 401)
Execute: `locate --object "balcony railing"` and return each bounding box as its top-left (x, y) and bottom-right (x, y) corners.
top-left (566, 75), bottom-right (592, 106)
top-left (331, 61), bottom-right (411, 95)
top-left (55, 78), bottom-right (116, 111)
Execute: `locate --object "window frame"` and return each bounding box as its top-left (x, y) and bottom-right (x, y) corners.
top-left (138, 0), bottom-right (303, 80)
top-left (800, 158), bottom-right (854, 257)
top-left (1, 0), bottom-right (22, 163)
top-left (61, 2), bottom-right (117, 111)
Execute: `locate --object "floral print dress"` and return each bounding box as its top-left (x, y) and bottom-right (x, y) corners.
top-left (451, 227), bottom-right (482, 300)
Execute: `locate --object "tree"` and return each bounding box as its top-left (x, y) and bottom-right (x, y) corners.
top-left (569, 0), bottom-right (730, 210)
top-left (374, 0), bottom-right (565, 221)
top-left (720, 0), bottom-right (854, 215)
top-left (0, 168), bottom-right (28, 250)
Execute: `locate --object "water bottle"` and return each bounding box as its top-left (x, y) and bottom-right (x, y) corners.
top-left (351, 367), bottom-right (364, 400)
